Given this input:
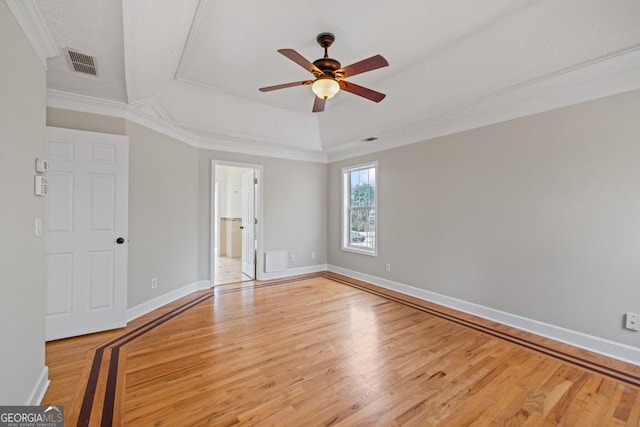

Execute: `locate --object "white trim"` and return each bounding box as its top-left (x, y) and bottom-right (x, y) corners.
top-left (126, 108), bottom-right (200, 148)
top-left (130, 96), bottom-right (173, 124)
top-left (341, 162), bottom-right (378, 257)
top-left (127, 281), bottom-right (206, 322)
top-left (328, 265), bottom-right (640, 366)
top-left (197, 279), bottom-right (212, 290)
top-left (48, 89), bottom-right (128, 118)
top-left (5, 0), bottom-right (58, 68)
top-left (260, 264), bottom-right (328, 281)
top-left (25, 366), bottom-right (49, 405)
top-left (46, 89), bottom-right (201, 147)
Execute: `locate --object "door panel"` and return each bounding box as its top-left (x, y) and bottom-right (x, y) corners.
top-left (90, 174), bottom-right (116, 230)
top-left (46, 172), bottom-right (74, 231)
top-left (241, 170), bottom-right (256, 279)
top-left (45, 127), bottom-right (129, 341)
top-left (88, 250), bottom-right (115, 309)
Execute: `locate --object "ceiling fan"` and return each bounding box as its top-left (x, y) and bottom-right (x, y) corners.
top-left (259, 33), bottom-right (389, 113)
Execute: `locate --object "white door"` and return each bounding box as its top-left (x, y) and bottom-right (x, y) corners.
top-left (45, 127), bottom-right (129, 341)
top-left (241, 170), bottom-right (256, 279)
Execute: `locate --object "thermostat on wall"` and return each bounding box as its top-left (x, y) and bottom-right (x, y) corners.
top-left (35, 158), bottom-right (49, 173)
top-left (34, 175), bottom-right (48, 196)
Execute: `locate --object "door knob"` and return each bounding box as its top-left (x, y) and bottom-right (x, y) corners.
top-left (116, 237), bottom-right (125, 244)
top-left (239, 226), bottom-right (244, 229)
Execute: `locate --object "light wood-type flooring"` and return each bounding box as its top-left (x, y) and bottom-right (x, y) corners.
top-left (43, 273), bottom-right (640, 426)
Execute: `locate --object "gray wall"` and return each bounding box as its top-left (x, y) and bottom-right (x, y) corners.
top-left (47, 107), bottom-right (125, 135)
top-left (0, 2), bottom-right (47, 403)
top-left (46, 110), bottom-right (199, 307)
top-left (125, 122), bottom-right (199, 305)
top-left (328, 89), bottom-right (640, 348)
top-left (197, 149), bottom-right (327, 280)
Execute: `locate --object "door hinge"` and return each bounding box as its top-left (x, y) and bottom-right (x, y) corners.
top-left (254, 218), bottom-right (258, 224)
top-left (254, 178), bottom-right (258, 185)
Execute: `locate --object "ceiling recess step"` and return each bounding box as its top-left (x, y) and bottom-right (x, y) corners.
top-left (66, 48), bottom-right (99, 76)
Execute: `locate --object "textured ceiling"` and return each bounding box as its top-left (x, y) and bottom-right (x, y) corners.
top-left (36, 0), bottom-right (640, 160)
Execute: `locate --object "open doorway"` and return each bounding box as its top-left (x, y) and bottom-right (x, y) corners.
top-left (211, 161), bottom-right (262, 286)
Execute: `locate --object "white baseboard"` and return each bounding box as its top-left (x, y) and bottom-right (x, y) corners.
top-left (26, 366), bottom-right (49, 405)
top-left (196, 280), bottom-right (212, 290)
top-left (328, 265), bottom-right (640, 366)
top-left (127, 281), bottom-right (208, 322)
top-left (258, 264), bottom-right (328, 281)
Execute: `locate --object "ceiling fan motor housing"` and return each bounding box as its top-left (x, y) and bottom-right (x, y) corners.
top-left (316, 32), bottom-right (335, 48)
top-left (313, 57), bottom-right (341, 74)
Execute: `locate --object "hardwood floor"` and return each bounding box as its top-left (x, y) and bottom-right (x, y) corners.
top-left (43, 273), bottom-right (640, 426)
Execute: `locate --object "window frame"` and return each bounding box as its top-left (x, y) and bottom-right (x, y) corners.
top-left (341, 161), bottom-right (378, 256)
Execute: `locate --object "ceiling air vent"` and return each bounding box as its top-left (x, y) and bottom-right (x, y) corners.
top-left (66, 48), bottom-right (99, 76)
top-left (362, 137), bottom-right (379, 142)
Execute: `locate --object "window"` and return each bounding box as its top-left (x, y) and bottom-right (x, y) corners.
top-left (342, 162), bottom-right (377, 256)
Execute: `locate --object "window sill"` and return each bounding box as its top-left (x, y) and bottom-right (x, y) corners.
top-left (341, 246), bottom-right (378, 257)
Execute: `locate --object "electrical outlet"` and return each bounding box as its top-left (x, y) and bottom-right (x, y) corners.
top-left (290, 254), bottom-right (296, 262)
top-left (151, 278), bottom-right (158, 289)
top-left (625, 313), bottom-right (640, 331)
top-left (311, 252), bottom-right (316, 259)
top-left (385, 263), bottom-right (391, 272)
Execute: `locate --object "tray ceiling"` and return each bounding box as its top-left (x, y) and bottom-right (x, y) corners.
top-left (35, 0), bottom-right (640, 160)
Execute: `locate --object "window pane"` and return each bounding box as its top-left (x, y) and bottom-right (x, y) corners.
top-left (349, 207), bottom-right (375, 250)
top-left (349, 167), bottom-right (375, 207)
top-left (343, 162), bottom-right (377, 255)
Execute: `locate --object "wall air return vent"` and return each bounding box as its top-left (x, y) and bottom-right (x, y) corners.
top-left (66, 48), bottom-right (99, 76)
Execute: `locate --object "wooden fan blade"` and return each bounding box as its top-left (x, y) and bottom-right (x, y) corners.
top-left (259, 80), bottom-right (312, 92)
top-left (312, 96), bottom-right (326, 113)
top-left (278, 49), bottom-right (323, 76)
top-left (336, 54), bottom-right (388, 78)
top-left (340, 80), bottom-right (386, 103)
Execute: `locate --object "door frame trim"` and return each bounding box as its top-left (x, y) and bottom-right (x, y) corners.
top-left (210, 160), bottom-right (264, 285)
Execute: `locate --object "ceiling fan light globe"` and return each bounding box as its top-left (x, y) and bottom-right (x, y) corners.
top-left (312, 78), bottom-right (340, 100)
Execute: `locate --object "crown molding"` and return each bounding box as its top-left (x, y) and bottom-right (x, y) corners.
top-left (326, 44), bottom-right (640, 163)
top-left (5, 0), bottom-right (58, 68)
top-left (46, 89), bottom-right (328, 163)
top-left (125, 108), bottom-right (201, 148)
top-left (177, 121), bottom-right (327, 163)
top-left (47, 89), bottom-right (128, 118)
top-left (130, 96), bottom-right (173, 123)
top-left (47, 89), bottom-right (207, 149)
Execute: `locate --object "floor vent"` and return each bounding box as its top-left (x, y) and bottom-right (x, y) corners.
top-left (66, 48), bottom-right (99, 76)
top-left (265, 251), bottom-right (288, 273)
